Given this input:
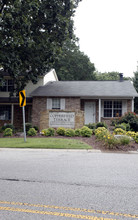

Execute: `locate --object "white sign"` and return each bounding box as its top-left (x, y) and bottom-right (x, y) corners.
top-left (49, 112), bottom-right (75, 128)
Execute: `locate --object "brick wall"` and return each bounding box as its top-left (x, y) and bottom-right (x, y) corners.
top-left (32, 97), bottom-right (84, 130)
top-left (32, 97), bottom-right (47, 128)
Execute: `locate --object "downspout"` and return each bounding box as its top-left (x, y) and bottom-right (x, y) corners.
top-left (99, 99), bottom-right (101, 122)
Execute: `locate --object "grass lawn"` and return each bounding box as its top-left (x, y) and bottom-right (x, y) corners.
top-left (0, 138), bottom-right (92, 149)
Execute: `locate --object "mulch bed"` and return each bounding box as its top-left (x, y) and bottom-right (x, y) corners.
top-left (1, 133), bottom-right (138, 152)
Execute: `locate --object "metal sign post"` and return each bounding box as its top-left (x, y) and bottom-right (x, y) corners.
top-left (22, 106), bottom-right (26, 142)
top-left (19, 90), bottom-right (26, 142)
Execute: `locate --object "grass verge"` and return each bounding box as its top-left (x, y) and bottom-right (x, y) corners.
top-left (0, 138), bottom-right (92, 149)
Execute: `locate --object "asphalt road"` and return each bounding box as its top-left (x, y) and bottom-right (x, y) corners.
top-left (0, 149), bottom-right (138, 220)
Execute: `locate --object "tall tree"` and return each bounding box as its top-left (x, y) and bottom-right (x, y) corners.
top-left (95, 71), bottom-right (130, 80)
top-left (133, 71), bottom-right (138, 113)
top-left (54, 37), bottom-right (96, 80)
top-left (0, 0), bottom-right (81, 93)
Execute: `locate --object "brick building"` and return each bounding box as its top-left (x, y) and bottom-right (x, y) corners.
top-left (0, 70), bottom-right (138, 130)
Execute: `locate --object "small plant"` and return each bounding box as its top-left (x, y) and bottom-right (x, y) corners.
top-left (3, 128), bottom-right (13, 137)
top-left (56, 127), bottom-right (66, 136)
top-left (25, 123), bottom-right (32, 132)
top-left (96, 122), bottom-right (108, 129)
top-left (80, 126), bottom-right (93, 137)
top-left (42, 128), bottom-right (55, 136)
top-left (65, 129), bottom-right (75, 137)
top-left (75, 129), bottom-right (81, 136)
top-left (114, 128), bottom-right (126, 135)
top-left (27, 128), bottom-right (37, 136)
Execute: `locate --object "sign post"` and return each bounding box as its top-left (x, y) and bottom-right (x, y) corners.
top-left (19, 90), bottom-right (26, 142)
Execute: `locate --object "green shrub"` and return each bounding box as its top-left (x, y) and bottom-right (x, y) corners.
top-left (27, 128), bottom-right (37, 136)
top-left (119, 136), bottom-right (131, 145)
top-left (126, 131), bottom-right (136, 138)
top-left (33, 126), bottom-right (39, 131)
top-left (80, 126), bottom-right (93, 137)
top-left (75, 129), bottom-right (81, 136)
top-left (2, 124), bottom-right (15, 132)
top-left (96, 122), bottom-right (108, 129)
top-left (85, 123), bottom-right (96, 130)
top-left (25, 123), bottom-right (32, 132)
top-left (121, 123), bottom-right (130, 131)
top-left (42, 128), bottom-right (55, 136)
top-left (119, 112), bottom-right (138, 132)
top-left (115, 124), bottom-right (126, 131)
top-left (114, 128), bottom-right (126, 135)
top-left (134, 132), bottom-right (138, 143)
top-left (56, 127), bottom-right (66, 136)
top-left (3, 128), bottom-right (13, 137)
top-left (65, 129), bottom-right (75, 137)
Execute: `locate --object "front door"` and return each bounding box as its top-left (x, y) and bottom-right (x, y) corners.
top-left (84, 102), bottom-right (96, 124)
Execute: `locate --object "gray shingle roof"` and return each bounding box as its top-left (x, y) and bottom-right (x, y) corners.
top-left (30, 81), bottom-right (138, 98)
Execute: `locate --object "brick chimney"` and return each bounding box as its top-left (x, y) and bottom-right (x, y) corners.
top-left (119, 73), bottom-right (123, 82)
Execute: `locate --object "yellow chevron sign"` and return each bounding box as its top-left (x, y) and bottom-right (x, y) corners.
top-left (19, 90), bottom-right (26, 107)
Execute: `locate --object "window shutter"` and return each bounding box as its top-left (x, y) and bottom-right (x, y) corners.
top-left (122, 100), bottom-right (127, 115)
top-left (60, 98), bottom-right (65, 110)
top-left (47, 98), bottom-right (52, 110)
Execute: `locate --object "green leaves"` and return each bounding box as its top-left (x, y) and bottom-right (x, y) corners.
top-left (0, 0), bottom-right (81, 93)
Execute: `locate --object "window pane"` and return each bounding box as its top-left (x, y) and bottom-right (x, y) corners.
top-left (113, 110), bottom-right (122, 117)
top-left (0, 81), bottom-right (7, 91)
top-left (52, 98), bottom-right (60, 109)
top-left (104, 109), bottom-right (112, 117)
top-left (104, 101), bottom-right (112, 109)
top-left (0, 106), bottom-right (11, 120)
top-left (114, 101), bottom-right (122, 109)
top-left (8, 80), bottom-right (14, 92)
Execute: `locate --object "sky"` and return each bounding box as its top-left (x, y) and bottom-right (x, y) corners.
top-left (74, 0), bottom-right (138, 77)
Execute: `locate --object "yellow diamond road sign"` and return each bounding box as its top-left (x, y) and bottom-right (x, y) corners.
top-left (19, 90), bottom-right (26, 107)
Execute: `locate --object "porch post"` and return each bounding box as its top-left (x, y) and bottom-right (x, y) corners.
top-left (132, 98), bottom-right (134, 112)
top-left (11, 104), bottom-right (14, 125)
top-left (99, 99), bottom-right (101, 122)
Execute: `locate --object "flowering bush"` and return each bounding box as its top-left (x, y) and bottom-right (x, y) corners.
top-left (134, 132), bottom-right (138, 143)
top-left (114, 128), bottom-right (126, 135)
top-left (119, 112), bottom-right (138, 132)
top-left (80, 126), bottom-right (93, 137)
top-left (95, 127), bottom-right (108, 140)
top-left (126, 131), bottom-right (136, 139)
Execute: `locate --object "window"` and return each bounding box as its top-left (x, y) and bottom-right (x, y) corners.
top-left (0, 79), bottom-right (14, 92)
top-left (103, 101), bottom-right (122, 117)
top-left (0, 105), bottom-right (11, 120)
top-left (52, 98), bottom-right (60, 109)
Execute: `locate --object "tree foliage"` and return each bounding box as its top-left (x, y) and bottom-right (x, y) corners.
top-left (54, 37), bottom-right (96, 80)
top-left (0, 0), bottom-right (81, 93)
top-left (95, 71), bottom-right (130, 81)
